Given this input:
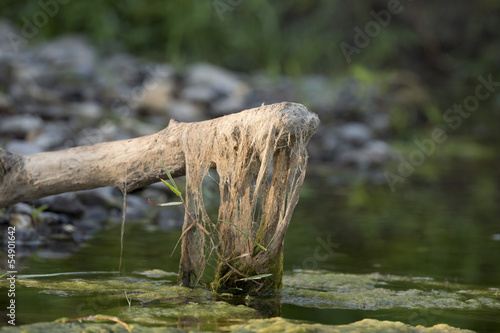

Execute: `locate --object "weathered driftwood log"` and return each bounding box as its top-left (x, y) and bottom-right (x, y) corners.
top-left (0, 120), bottom-right (186, 208)
top-left (0, 102), bottom-right (319, 294)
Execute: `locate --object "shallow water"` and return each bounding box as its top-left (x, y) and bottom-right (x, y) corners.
top-left (1, 156), bottom-right (500, 332)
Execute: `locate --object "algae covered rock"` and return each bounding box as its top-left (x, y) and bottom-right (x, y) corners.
top-left (120, 301), bottom-right (260, 327)
top-left (282, 270), bottom-right (500, 311)
top-left (0, 321), bottom-right (183, 333)
top-left (4, 270), bottom-right (497, 332)
top-left (0, 318), bottom-right (473, 333)
top-left (229, 317), bottom-right (474, 333)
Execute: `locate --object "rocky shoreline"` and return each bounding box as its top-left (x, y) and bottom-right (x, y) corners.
top-left (0, 19), bottom-right (432, 259)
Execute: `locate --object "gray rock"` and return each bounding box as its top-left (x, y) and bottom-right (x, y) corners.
top-left (20, 104), bottom-right (67, 119)
top-left (37, 211), bottom-right (64, 225)
top-left (80, 206), bottom-right (108, 232)
top-left (38, 36), bottom-right (96, 77)
top-left (0, 93), bottom-right (13, 113)
top-left (76, 187), bottom-right (121, 208)
top-left (9, 213), bottom-right (32, 229)
top-left (362, 140), bottom-right (392, 165)
top-left (167, 100), bottom-right (205, 122)
top-left (6, 140), bottom-right (42, 155)
top-left (12, 203), bottom-right (34, 215)
top-left (135, 79), bottom-right (174, 115)
top-left (337, 123), bottom-right (373, 146)
top-left (34, 193), bottom-right (86, 216)
top-left (182, 85), bottom-right (216, 102)
top-left (0, 115), bottom-right (44, 138)
top-left (97, 53), bottom-right (145, 89)
top-left (70, 102), bottom-right (102, 120)
top-left (338, 140), bottom-right (392, 168)
top-left (321, 129), bottom-right (340, 152)
top-left (32, 123), bottom-right (67, 150)
top-left (183, 63), bottom-right (250, 115)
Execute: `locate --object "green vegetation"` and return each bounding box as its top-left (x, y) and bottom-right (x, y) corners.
top-left (2, 1), bottom-right (499, 82)
top-left (31, 204), bottom-right (48, 223)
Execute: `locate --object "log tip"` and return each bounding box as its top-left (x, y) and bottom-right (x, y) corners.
top-left (274, 102), bottom-right (320, 138)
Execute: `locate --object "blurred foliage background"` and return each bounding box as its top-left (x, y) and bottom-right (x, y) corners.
top-left (2, 0), bottom-right (499, 136)
top-left (0, 1), bottom-right (498, 78)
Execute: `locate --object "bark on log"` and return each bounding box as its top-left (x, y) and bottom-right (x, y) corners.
top-left (0, 119), bottom-right (186, 208)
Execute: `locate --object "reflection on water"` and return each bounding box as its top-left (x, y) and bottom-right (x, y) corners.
top-left (0, 157), bottom-right (499, 331)
top-left (283, 158), bottom-right (500, 332)
top-left (287, 161), bottom-right (500, 286)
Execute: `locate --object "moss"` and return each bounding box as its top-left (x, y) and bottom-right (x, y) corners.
top-left (5, 271), bottom-right (498, 331)
top-left (229, 317), bottom-right (474, 333)
top-left (0, 318), bottom-right (473, 333)
top-left (120, 301), bottom-right (260, 326)
top-left (12, 277), bottom-right (213, 301)
top-left (282, 271), bottom-right (500, 311)
top-left (15, 278), bottom-right (156, 295)
top-left (0, 321), bottom-right (183, 332)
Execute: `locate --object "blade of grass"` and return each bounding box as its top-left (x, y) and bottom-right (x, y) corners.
top-left (237, 273), bottom-right (272, 282)
top-left (160, 178), bottom-right (181, 197)
top-left (160, 159), bottom-right (180, 192)
top-left (220, 220), bottom-right (267, 251)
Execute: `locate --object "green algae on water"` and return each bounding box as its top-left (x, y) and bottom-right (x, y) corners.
top-left (229, 317), bottom-right (474, 333)
top-left (0, 318), bottom-right (474, 333)
top-left (282, 270), bottom-right (500, 311)
top-left (4, 270), bottom-right (498, 331)
top-left (119, 301), bottom-right (260, 326)
top-left (0, 321), bottom-right (184, 333)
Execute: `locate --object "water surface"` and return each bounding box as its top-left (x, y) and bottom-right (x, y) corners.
top-left (2, 157), bottom-right (500, 332)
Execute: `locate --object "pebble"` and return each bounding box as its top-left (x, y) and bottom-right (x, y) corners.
top-left (9, 213), bottom-right (32, 229)
top-left (183, 63), bottom-right (250, 115)
top-left (33, 193), bottom-right (86, 216)
top-left (70, 102), bottom-right (102, 120)
top-left (337, 123), bottom-right (373, 147)
top-left (167, 99), bottom-right (206, 122)
top-left (37, 36), bottom-right (96, 78)
top-left (76, 187), bottom-right (121, 208)
top-left (5, 140), bottom-right (42, 155)
top-left (0, 115), bottom-right (44, 138)
top-left (135, 79), bottom-right (174, 115)
top-left (12, 203), bottom-right (34, 215)
top-left (32, 123), bottom-right (67, 150)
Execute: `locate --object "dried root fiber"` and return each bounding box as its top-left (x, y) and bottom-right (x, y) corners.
top-left (177, 102), bottom-right (319, 294)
